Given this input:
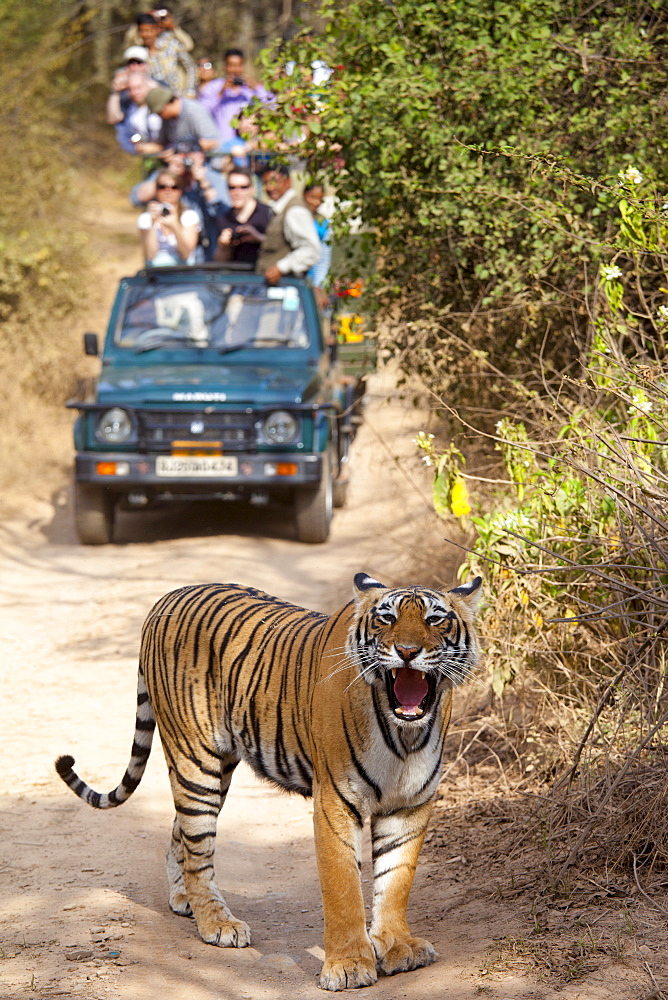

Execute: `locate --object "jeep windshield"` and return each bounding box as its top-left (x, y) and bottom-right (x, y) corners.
top-left (114, 281), bottom-right (310, 352)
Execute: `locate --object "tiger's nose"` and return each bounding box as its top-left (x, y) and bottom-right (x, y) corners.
top-left (395, 644), bottom-right (421, 662)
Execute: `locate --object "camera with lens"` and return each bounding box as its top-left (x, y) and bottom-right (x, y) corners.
top-left (183, 156), bottom-right (194, 169)
top-left (161, 205), bottom-right (171, 217)
top-left (232, 76), bottom-right (245, 86)
top-left (173, 141), bottom-right (199, 155)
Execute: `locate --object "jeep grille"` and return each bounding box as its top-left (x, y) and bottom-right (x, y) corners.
top-left (138, 410), bottom-right (255, 453)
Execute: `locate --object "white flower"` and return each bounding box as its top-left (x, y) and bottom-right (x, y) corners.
top-left (421, 455), bottom-right (433, 467)
top-left (629, 391), bottom-right (652, 415)
top-left (618, 166), bottom-right (643, 185)
top-left (657, 305), bottom-right (668, 320)
top-left (497, 509), bottom-right (532, 532)
top-left (601, 265), bottom-right (623, 281)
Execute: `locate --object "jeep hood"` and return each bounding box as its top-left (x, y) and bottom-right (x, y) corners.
top-left (96, 363), bottom-right (320, 406)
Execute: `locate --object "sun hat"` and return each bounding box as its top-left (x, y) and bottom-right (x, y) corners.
top-left (145, 86), bottom-right (175, 114)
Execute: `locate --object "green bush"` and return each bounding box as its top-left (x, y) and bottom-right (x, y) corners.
top-left (261, 3), bottom-right (668, 873)
top-left (261, 0), bottom-right (668, 411)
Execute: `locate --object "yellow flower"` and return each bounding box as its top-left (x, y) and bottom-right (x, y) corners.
top-left (450, 477), bottom-right (471, 518)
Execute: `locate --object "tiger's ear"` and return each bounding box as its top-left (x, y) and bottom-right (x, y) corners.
top-left (447, 576), bottom-right (483, 613)
top-left (353, 573), bottom-right (387, 601)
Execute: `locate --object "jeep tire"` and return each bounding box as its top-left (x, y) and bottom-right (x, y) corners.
top-left (75, 484), bottom-right (115, 545)
top-left (294, 457), bottom-right (332, 544)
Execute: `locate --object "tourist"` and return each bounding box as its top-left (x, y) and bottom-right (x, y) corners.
top-left (137, 171), bottom-right (201, 266)
top-left (214, 168), bottom-right (272, 266)
top-left (141, 87), bottom-right (219, 154)
top-left (303, 182), bottom-right (331, 296)
top-left (197, 49), bottom-right (271, 148)
top-left (256, 165), bottom-right (321, 283)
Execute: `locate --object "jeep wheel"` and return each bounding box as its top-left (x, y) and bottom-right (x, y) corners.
top-left (294, 458), bottom-right (332, 544)
top-left (75, 484), bottom-right (115, 545)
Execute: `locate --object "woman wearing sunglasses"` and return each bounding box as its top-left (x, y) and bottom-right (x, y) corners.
top-left (137, 171), bottom-right (201, 266)
top-left (214, 167), bottom-right (272, 266)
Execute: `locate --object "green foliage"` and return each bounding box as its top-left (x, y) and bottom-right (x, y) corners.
top-left (260, 0), bottom-right (668, 876)
top-left (261, 0), bottom-right (668, 409)
top-left (402, 162), bottom-right (668, 725)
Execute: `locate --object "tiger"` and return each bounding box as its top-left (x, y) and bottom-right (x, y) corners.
top-left (55, 571), bottom-right (482, 991)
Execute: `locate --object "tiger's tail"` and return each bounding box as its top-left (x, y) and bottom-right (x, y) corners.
top-left (55, 668), bottom-right (156, 809)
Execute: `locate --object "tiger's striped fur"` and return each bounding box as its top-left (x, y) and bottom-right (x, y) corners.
top-left (56, 572), bottom-right (482, 991)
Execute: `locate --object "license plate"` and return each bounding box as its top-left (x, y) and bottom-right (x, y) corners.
top-left (156, 456), bottom-right (239, 478)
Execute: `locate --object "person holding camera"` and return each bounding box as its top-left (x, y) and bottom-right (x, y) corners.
top-left (138, 86), bottom-right (219, 155)
top-left (137, 172), bottom-right (201, 267)
top-left (197, 48), bottom-right (271, 148)
top-left (130, 150), bottom-right (229, 261)
top-left (130, 12), bottom-right (196, 97)
top-left (112, 73), bottom-right (164, 154)
top-left (214, 168), bottom-right (272, 266)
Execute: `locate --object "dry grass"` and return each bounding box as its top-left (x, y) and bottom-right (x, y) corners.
top-left (0, 154), bottom-right (141, 515)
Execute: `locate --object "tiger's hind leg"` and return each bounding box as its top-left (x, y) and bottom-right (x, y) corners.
top-left (167, 817), bottom-right (192, 916)
top-left (166, 751), bottom-right (250, 947)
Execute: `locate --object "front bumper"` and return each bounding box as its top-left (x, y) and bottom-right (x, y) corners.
top-left (75, 450), bottom-right (323, 496)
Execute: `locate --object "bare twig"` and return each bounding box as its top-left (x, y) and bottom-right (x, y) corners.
top-left (556, 707), bottom-right (668, 879)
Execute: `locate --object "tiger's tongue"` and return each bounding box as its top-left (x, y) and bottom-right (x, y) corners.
top-left (393, 667), bottom-right (429, 709)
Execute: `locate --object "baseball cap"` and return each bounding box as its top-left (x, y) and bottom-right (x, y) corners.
top-left (123, 45), bottom-right (149, 63)
top-left (145, 86), bottom-right (175, 113)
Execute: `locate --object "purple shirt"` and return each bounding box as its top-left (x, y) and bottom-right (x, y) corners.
top-left (197, 79), bottom-right (271, 145)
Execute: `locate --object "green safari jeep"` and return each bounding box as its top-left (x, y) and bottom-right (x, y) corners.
top-left (68, 265), bottom-right (371, 545)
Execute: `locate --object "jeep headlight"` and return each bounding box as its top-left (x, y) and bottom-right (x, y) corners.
top-left (96, 407), bottom-right (133, 444)
top-left (261, 410), bottom-right (299, 445)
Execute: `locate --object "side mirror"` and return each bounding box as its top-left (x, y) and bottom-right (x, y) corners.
top-left (83, 332), bottom-right (99, 356)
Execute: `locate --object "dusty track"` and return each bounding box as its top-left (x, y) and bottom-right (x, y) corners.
top-left (0, 182), bottom-right (663, 1000)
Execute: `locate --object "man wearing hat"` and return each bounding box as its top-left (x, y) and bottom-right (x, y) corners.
top-left (116, 74), bottom-right (164, 154)
top-left (106, 46), bottom-right (167, 152)
top-left (124, 44), bottom-right (150, 66)
top-left (140, 86), bottom-right (219, 154)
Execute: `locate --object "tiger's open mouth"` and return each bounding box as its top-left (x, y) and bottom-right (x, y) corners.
top-left (385, 667), bottom-right (436, 720)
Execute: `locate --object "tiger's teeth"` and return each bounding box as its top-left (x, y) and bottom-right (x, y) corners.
top-left (391, 668), bottom-right (397, 678)
top-left (420, 671), bottom-right (425, 679)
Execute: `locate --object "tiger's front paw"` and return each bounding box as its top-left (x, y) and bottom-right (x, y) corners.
top-left (373, 932), bottom-right (437, 975)
top-left (319, 955), bottom-right (377, 991)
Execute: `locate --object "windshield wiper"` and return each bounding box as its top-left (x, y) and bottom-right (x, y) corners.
top-left (135, 335), bottom-right (208, 354)
top-left (218, 337), bottom-right (291, 354)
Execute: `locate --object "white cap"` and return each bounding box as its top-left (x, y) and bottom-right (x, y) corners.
top-left (123, 45), bottom-right (149, 63)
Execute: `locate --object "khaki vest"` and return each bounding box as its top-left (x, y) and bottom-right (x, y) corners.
top-left (257, 192), bottom-right (309, 274)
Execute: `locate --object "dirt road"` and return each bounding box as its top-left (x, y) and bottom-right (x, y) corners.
top-left (2, 383), bottom-right (656, 1000)
top-left (0, 359), bottom-right (478, 1000)
top-left (0, 185), bottom-right (661, 1000)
